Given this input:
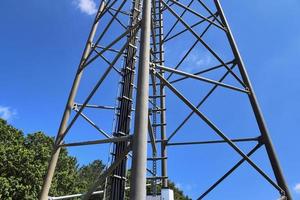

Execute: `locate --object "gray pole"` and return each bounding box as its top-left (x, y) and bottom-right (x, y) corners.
top-left (39, 2), bottom-right (105, 200)
top-left (129, 0), bottom-right (151, 198)
top-left (214, 0), bottom-right (292, 199)
top-left (158, 10), bottom-right (168, 189)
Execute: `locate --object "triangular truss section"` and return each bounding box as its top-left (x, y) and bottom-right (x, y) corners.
top-left (40, 0), bottom-right (291, 200)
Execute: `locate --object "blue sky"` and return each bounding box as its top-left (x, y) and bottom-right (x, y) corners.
top-left (0, 0), bottom-right (300, 199)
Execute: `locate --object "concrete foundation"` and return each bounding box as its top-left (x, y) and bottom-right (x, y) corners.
top-left (146, 189), bottom-right (174, 200)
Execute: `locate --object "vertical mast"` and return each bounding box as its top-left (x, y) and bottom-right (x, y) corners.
top-left (129, 0), bottom-right (152, 198)
top-left (39, 0), bottom-right (291, 199)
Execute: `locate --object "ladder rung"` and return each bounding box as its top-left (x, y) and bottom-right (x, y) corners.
top-left (115, 113), bottom-right (132, 119)
top-left (118, 81), bottom-right (135, 87)
top-left (147, 157), bottom-right (167, 160)
top-left (128, 43), bottom-right (137, 48)
top-left (113, 131), bottom-right (127, 136)
top-left (133, 8), bottom-right (141, 12)
top-left (116, 113), bottom-right (131, 118)
top-left (149, 95), bottom-right (166, 98)
top-left (122, 67), bottom-right (135, 72)
top-left (147, 176), bottom-right (168, 180)
top-left (152, 108), bottom-right (166, 112)
top-left (152, 51), bottom-right (164, 54)
top-left (112, 174), bottom-right (127, 180)
top-left (152, 123), bottom-right (166, 127)
top-left (118, 96), bottom-right (133, 102)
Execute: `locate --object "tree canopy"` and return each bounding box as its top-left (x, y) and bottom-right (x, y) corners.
top-left (0, 119), bottom-right (81, 199)
top-left (0, 119), bottom-right (190, 199)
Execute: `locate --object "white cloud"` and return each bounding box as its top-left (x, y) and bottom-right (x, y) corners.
top-left (294, 183), bottom-right (300, 193)
top-left (74, 0), bottom-right (97, 15)
top-left (0, 106), bottom-right (17, 121)
top-left (183, 51), bottom-right (213, 73)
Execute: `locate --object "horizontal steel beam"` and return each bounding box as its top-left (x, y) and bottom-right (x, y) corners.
top-left (49, 183), bottom-right (157, 199)
top-left (147, 157), bottom-right (168, 160)
top-left (59, 135), bottom-right (132, 147)
top-left (152, 64), bottom-right (248, 93)
top-left (169, 60), bottom-right (234, 84)
top-left (147, 176), bottom-right (168, 180)
top-left (167, 137), bottom-right (259, 146)
top-left (154, 70), bottom-right (283, 193)
top-left (48, 190), bottom-right (103, 200)
top-left (75, 103), bottom-right (115, 110)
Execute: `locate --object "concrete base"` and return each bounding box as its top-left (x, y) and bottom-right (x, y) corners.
top-left (146, 196), bottom-right (161, 200)
top-left (161, 189), bottom-right (174, 200)
top-left (146, 189), bottom-right (174, 200)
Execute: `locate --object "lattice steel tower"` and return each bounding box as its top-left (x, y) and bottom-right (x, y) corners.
top-left (40, 0), bottom-right (292, 199)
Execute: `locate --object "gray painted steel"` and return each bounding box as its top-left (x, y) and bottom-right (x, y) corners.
top-left (40, 0), bottom-right (291, 199)
top-left (129, 0), bottom-right (151, 198)
top-left (39, 2), bottom-right (105, 199)
top-left (214, 0), bottom-right (291, 198)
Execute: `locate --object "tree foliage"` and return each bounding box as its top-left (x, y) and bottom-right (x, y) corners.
top-left (77, 160), bottom-right (106, 199)
top-left (168, 181), bottom-right (191, 200)
top-left (0, 119), bottom-right (190, 199)
top-left (0, 119), bottom-right (80, 199)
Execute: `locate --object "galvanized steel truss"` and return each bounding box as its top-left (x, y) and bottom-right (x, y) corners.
top-left (40, 0), bottom-right (292, 199)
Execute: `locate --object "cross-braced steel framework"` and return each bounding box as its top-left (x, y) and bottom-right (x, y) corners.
top-left (40, 0), bottom-right (292, 199)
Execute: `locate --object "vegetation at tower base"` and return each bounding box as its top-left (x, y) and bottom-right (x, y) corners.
top-left (0, 118), bottom-right (190, 199)
top-left (0, 119), bottom-right (81, 199)
top-left (168, 182), bottom-right (191, 200)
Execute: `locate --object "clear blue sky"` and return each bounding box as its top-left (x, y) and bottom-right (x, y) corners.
top-left (0, 0), bottom-right (299, 199)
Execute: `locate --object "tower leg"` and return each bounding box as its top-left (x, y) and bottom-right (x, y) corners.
top-left (38, 2), bottom-right (105, 199)
top-left (214, 0), bottom-right (291, 199)
top-left (158, 0), bottom-right (168, 189)
top-left (160, 84), bottom-right (168, 188)
top-left (129, 0), bottom-right (151, 198)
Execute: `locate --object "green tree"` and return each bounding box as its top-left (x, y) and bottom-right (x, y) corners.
top-left (0, 119), bottom-right (80, 199)
top-left (77, 160), bottom-right (106, 199)
top-left (0, 119), bottom-right (190, 199)
top-left (168, 181), bottom-right (191, 200)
